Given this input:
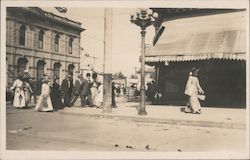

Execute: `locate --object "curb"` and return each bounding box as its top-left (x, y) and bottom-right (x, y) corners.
top-left (59, 111), bottom-right (245, 130)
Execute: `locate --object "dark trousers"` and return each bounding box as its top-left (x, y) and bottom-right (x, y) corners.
top-left (112, 94), bottom-right (116, 107)
top-left (71, 93), bottom-right (79, 105)
top-left (64, 92), bottom-right (72, 107)
top-left (80, 93), bottom-right (93, 107)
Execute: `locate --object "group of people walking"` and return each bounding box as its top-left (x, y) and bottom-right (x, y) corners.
top-left (10, 71), bottom-right (103, 112)
top-left (10, 67), bottom-right (205, 114)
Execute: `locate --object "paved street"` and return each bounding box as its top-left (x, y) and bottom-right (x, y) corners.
top-left (6, 104), bottom-right (246, 152)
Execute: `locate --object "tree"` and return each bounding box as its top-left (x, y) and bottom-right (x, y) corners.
top-left (113, 71), bottom-right (125, 79)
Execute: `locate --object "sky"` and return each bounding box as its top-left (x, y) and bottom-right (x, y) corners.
top-left (43, 7), bottom-right (156, 77)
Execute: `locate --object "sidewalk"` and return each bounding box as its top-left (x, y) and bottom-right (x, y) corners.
top-left (59, 100), bottom-right (246, 129)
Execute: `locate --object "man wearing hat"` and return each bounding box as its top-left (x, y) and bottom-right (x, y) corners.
top-left (71, 74), bottom-right (83, 106)
top-left (80, 73), bottom-right (93, 107)
top-left (61, 74), bottom-right (73, 107)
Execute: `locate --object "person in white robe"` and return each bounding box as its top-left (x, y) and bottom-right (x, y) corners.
top-left (10, 75), bottom-right (25, 108)
top-left (184, 68), bottom-right (204, 114)
top-left (95, 83), bottom-right (103, 108)
top-left (35, 79), bottom-right (53, 112)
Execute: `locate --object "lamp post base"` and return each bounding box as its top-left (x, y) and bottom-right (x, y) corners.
top-left (138, 108), bottom-right (147, 115)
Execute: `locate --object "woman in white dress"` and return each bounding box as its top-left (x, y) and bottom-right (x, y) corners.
top-left (10, 74), bottom-right (25, 108)
top-left (95, 82), bottom-right (103, 108)
top-left (91, 73), bottom-right (99, 107)
top-left (35, 79), bottom-right (53, 112)
top-left (184, 68), bottom-right (204, 114)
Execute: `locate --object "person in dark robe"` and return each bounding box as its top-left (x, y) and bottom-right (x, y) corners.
top-left (146, 82), bottom-right (152, 101)
top-left (112, 82), bottom-right (117, 108)
top-left (71, 74), bottom-right (83, 106)
top-left (61, 74), bottom-right (73, 107)
top-left (80, 73), bottom-right (93, 107)
top-left (50, 76), bottom-right (64, 111)
top-left (150, 81), bottom-right (157, 104)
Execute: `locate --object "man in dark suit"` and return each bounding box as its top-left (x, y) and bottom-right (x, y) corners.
top-left (112, 82), bottom-right (117, 108)
top-left (71, 74), bottom-right (83, 106)
top-left (80, 73), bottom-right (93, 107)
top-left (61, 74), bottom-right (73, 107)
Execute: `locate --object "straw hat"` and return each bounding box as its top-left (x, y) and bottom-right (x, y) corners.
top-left (192, 68), bottom-right (200, 76)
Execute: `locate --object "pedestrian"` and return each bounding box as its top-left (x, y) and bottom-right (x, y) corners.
top-left (80, 73), bottom-right (93, 107)
top-left (90, 72), bottom-right (99, 107)
top-left (37, 74), bottom-right (47, 95)
top-left (35, 78), bottom-right (53, 112)
top-left (146, 82), bottom-right (151, 101)
top-left (112, 82), bottom-right (117, 108)
top-left (10, 73), bottom-right (26, 108)
top-left (95, 82), bottom-right (103, 108)
top-left (71, 74), bottom-right (83, 106)
top-left (50, 76), bottom-right (64, 111)
top-left (184, 68), bottom-right (205, 114)
top-left (122, 84), bottom-right (126, 96)
top-left (116, 85), bottom-right (121, 97)
top-left (22, 71), bottom-right (33, 107)
top-left (61, 74), bottom-right (73, 107)
top-left (150, 81), bottom-right (157, 104)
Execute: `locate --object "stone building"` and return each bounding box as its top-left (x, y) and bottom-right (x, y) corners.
top-left (6, 7), bottom-right (85, 88)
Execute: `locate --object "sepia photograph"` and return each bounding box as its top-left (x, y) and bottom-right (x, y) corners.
top-left (1, 0), bottom-right (249, 159)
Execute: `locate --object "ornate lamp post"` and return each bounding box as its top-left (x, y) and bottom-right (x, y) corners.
top-left (130, 8), bottom-right (158, 115)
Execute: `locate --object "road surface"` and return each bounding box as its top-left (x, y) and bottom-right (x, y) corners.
top-left (6, 105), bottom-right (246, 152)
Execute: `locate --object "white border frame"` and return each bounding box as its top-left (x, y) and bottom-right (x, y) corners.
top-left (1, 0), bottom-right (249, 159)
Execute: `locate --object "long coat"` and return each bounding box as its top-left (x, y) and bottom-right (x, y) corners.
top-left (80, 79), bottom-right (92, 96)
top-left (50, 82), bottom-right (63, 109)
top-left (61, 78), bottom-right (73, 94)
top-left (73, 79), bottom-right (81, 95)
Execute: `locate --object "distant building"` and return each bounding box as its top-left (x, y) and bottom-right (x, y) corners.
top-left (6, 7), bottom-right (85, 88)
top-left (146, 9), bottom-right (246, 107)
top-left (112, 78), bottom-right (127, 87)
top-left (136, 67), bottom-right (155, 84)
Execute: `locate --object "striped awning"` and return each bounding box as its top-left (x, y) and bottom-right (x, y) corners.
top-left (146, 10), bottom-right (246, 62)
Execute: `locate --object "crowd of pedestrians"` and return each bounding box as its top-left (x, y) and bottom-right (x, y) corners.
top-left (9, 67), bottom-right (205, 114)
top-left (10, 71), bottom-right (104, 112)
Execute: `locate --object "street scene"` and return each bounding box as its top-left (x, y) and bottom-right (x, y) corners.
top-left (2, 3), bottom-right (249, 159)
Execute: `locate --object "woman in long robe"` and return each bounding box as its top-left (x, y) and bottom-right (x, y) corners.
top-left (50, 77), bottom-right (64, 110)
top-left (10, 75), bottom-right (25, 108)
top-left (95, 83), bottom-right (103, 108)
top-left (35, 79), bottom-right (53, 112)
top-left (90, 73), bottom-right (99, 107)
top-left (184, 69), bottom-right (204, 114)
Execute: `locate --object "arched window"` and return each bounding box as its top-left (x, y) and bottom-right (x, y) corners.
top-left (53, 63), bottom-right (61, 79)
top-left (19, 25), bottom-right (26, 46)
top-left (37, 60), bottom-right (46, 81)
top-left (38, 30), bottom-right (44, 49)
top-left (17, 57), bottom-right (28, 74)
top-left (68, 64), bottom-right (75, 77)
top-left (69, 38), bottom-right (73, 54)
top-left (55, 34), bottom-right (60, 52)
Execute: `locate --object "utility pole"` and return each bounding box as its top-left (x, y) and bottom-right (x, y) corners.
top-left (102, 8), bottom-right (113, 113)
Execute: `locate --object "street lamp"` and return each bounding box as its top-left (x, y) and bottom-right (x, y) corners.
top-left (130, 8), bottom-right (158, 115)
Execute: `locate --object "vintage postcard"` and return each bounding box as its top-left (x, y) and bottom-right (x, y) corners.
top-left (1, 0), bottom-right (249, 159)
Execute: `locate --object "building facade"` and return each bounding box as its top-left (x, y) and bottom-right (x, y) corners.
top-left (6, 7), bottom-right (85, 88)
top-left (146, 9), bottom-right (246, 107)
